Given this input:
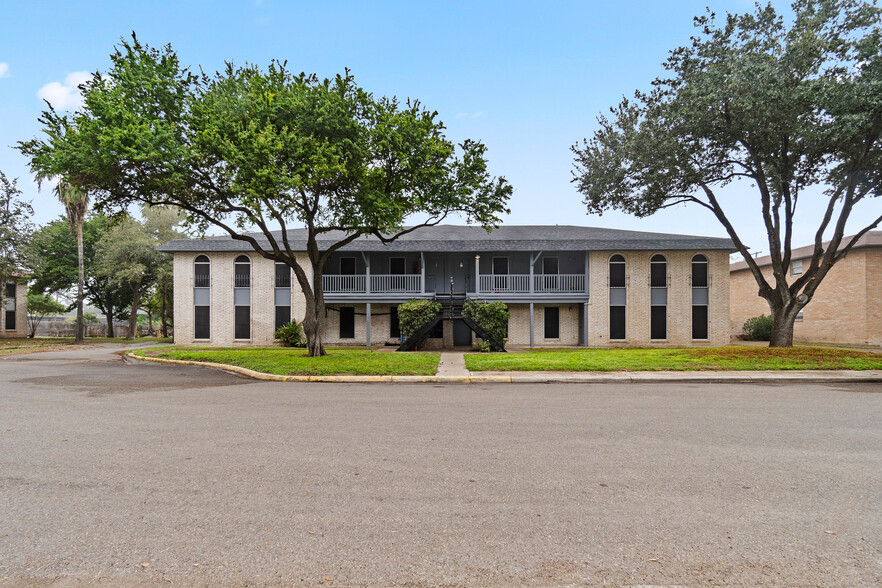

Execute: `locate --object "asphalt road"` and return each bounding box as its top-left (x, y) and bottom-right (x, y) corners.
top-left (1, 345), bottom-right (880, 587)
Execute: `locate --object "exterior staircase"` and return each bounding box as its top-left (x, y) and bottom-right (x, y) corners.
top-left (397, 293), bottom-right (507, 352)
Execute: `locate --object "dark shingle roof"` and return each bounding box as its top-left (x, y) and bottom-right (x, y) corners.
top-left (158, 225), bottom-right (736, 253)
top-left (730, 230), bottom-right (882, 271)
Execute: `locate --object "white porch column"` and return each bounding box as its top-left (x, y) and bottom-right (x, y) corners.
top-left (420, 252), bottom-right (425, 295)
top-left (366, 302), bottom-right (371, 348)
top-left (529, 302), bottom-right (534, 347)
top-left (363, 252), bottom-right (371, 294)
top-left (475, 255), bottom-right (480, 295)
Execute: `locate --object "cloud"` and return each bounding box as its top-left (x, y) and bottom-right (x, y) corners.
top-left (37, 71), bottom-right (91, 111)
top-left (0, 63), bottom-right (8, 78)
top-left (456, 112), bottom-right (484, 119)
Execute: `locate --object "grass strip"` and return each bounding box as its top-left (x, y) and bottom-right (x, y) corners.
top-left (465, 346), bottom-right (882, 372)
top-left (136, 346), bottom-right (440, 376)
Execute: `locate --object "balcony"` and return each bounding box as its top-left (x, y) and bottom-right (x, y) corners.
top-left (322, 273), bottom-right (586, 297)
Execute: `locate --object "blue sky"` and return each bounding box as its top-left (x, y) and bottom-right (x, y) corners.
top-left (1, 0), bottom-right (870, 257)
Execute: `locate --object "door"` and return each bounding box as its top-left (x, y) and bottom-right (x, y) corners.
top-left (453, 319), bottom-right (472, 346)
top-left (542, 257), bottom-right (559, 291)
top-left (450, 256), bottom-right (470, 293)
top-left (492, 257), bottom-right (509, 290)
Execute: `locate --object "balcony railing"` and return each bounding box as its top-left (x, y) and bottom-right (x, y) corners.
top-left (234, 274), bottom-right (251, 288)
top-left (533, 274), bottom-right (585, 292)
top-left (479, 274), bottom-right (586, 293)
top-left (371, 274), bottom-right (421, 293)
top-left (194, 274), bottom-right (210, 288)
top-left (323, 274), bottom-right (366, 293)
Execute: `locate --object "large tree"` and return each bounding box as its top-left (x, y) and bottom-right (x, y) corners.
top-left (0, 171), bottom-right (34, 285)
top-left (29, 214), bottom-right (132, 337)
top-left (572, 0), bottom-right (882, 347)
top-left (21, 37), bottom-right (511, 356)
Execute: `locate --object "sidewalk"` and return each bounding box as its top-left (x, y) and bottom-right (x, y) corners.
top-left (127, 349), bottom-right (882, 384)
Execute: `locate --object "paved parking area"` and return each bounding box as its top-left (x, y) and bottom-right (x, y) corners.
top-left (1, 345), bottom-right (880, 586)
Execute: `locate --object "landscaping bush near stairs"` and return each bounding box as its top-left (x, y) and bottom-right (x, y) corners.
top-left (464, 299), bottom-right (509, 350)
top-left (398, 299), bottom-right (442, 350)
top-left (742, 314), bottom-right (774, 342)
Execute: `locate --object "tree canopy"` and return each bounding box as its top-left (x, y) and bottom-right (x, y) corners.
top-left (572, 0), bottom-right (882, 346)
top-left (19, 36), bottom-right (512, 355)
top-left (0, 171), bottom-right (34, 285)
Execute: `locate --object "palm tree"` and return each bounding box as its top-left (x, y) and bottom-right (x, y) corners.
top-left (41, 178), bottom-right (89, 344)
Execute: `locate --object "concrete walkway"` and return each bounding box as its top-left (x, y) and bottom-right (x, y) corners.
top-left (436, 351), bottom-right (470, 378)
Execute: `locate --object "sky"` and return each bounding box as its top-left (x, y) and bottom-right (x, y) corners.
top-left (1, 0), bottom-right (876, 258)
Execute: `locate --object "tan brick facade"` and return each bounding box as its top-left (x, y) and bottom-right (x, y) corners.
top-left (172, 249), bottom-right (730, 348)
top-left (1, 278), bottom-right (28, 338)
top-left (730, 246), bottom-right (882, 345)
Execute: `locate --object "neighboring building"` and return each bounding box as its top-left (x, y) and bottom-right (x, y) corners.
top-left (158, 225), bottom-right (735, 348)
top-left (730, 231), bottom-right (882, 345)
top-left (1, 276), bottom-right (28, 338)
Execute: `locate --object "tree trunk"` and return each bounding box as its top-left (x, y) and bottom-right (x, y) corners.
top-left (160, 285), bottom-right (168, 338)
top-left (75, 221), bottom-right (85, 344)
top-left (301, 296), bottom-right (326, 357)
top-left (128, 287), bottom-right (141, 340)
top-left (105, 310), bottom-right (115, 338)
top-left (768, 302), bottom-right (797, 348)
top-left (147, 309), bottom-right (153, 334)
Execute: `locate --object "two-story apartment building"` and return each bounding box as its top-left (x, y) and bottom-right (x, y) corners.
top-left (159, 225), bottom-right (735, 348)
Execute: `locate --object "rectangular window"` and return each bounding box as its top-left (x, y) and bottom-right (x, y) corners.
top-left (650, 263), bottom-right (666, 288)
top-left (492, 257), bottom-right (509, 274)
top-left (390, 306), bottom-right (401, 338)
top-left (275, 306), bottom-right (291, 331)
top-left (194, 306), bottom-right (210, 339)
top-left (542, 257), bottom-right (558, 275)
top-left (651, 306), bottom-right (666, 340)
top-left (234, 306), bottom-right (250, 339)
top-left (275, 263), bottom-right (291, 288)
top-left (610, 306), bottom-right (626, 340)
top-left (339, 307), bottom-right (355, 339)
top-left (5, 282), bottom-right (16, 331)
top-left (544, 306), bottom-right (559, 339)
top-left (194, 265), bottom-right (210, 288)
top-left (692, 305), bottom-right (709, 339)
top-left (609, 264), bottom-right (625, 288)
top-left (796, 308), bottom-right (804, 321)
top-left (340, 257), bottom-right (356, 275)
top-left (692, 263), bottom-right (708, 288)
top-left (389, 257), bottom-right (406, 275)
top-left (791, 259), bottom-right (803, 276)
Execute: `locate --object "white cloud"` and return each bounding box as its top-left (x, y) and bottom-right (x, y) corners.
top-left (456, 111), bottom-right (484, 119)
top-left (0, 63), bottom-right (8, 78)
top-left (37, 71), bottom-right (91, 111)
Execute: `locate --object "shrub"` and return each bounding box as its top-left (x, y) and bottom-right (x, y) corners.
top-left (463, 299), bottom-right (509, 349)
top-left (275, 320), bottom-right (306, 347)
top-left (742, 314), bottom-right (773, 341)
top-left (472, 339), bottom-right (493, 352)
top-left (398, 299), bottom-right (442, 337)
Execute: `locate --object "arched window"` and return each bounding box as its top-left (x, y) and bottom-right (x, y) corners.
top-left (609, 255), bottom-right (626, 340)
top-left (650, 254), bottom-right (667, 340)
top-left (692, 254), bottom-right (709, 339)
top-left (234, 255), bottom-right (251, 339)
top-left (193, 256), bottom-right (210, 339)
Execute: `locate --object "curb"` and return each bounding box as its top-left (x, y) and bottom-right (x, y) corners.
top-left (124, 351), bottom-right (882, 384)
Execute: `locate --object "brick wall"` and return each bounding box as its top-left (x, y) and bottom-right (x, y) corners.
top-left (730, 249), bottom-right (880, 345)
top-left (587, 250), bottom-right (730, 347)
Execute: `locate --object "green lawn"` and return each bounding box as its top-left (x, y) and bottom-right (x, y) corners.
top-left (465, 346), bottom-right (882, 372)
top-left (0, 336), bottom-right (172, 354)
top-left (136, 347), bottom-right (440, 376)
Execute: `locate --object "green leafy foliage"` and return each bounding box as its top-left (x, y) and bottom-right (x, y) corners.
top-left (397, 299), bottom-right (442, 338)
top-left (471, 340), bottom-right (493, 353)
top-left (25, 292), bottom-right (66, 338)
top-left (17, 35), bottom-right (512, 356)
top-left (0, 171), bottom-right (34, 284)
top-left (275, 320), bottom-right (306, 348)
top-left (463, 299), bottom-right (509, 349)
top-left (742, 314), bottom-right (774, 342)
top-left (571, 0), bottom-right (882, 346)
